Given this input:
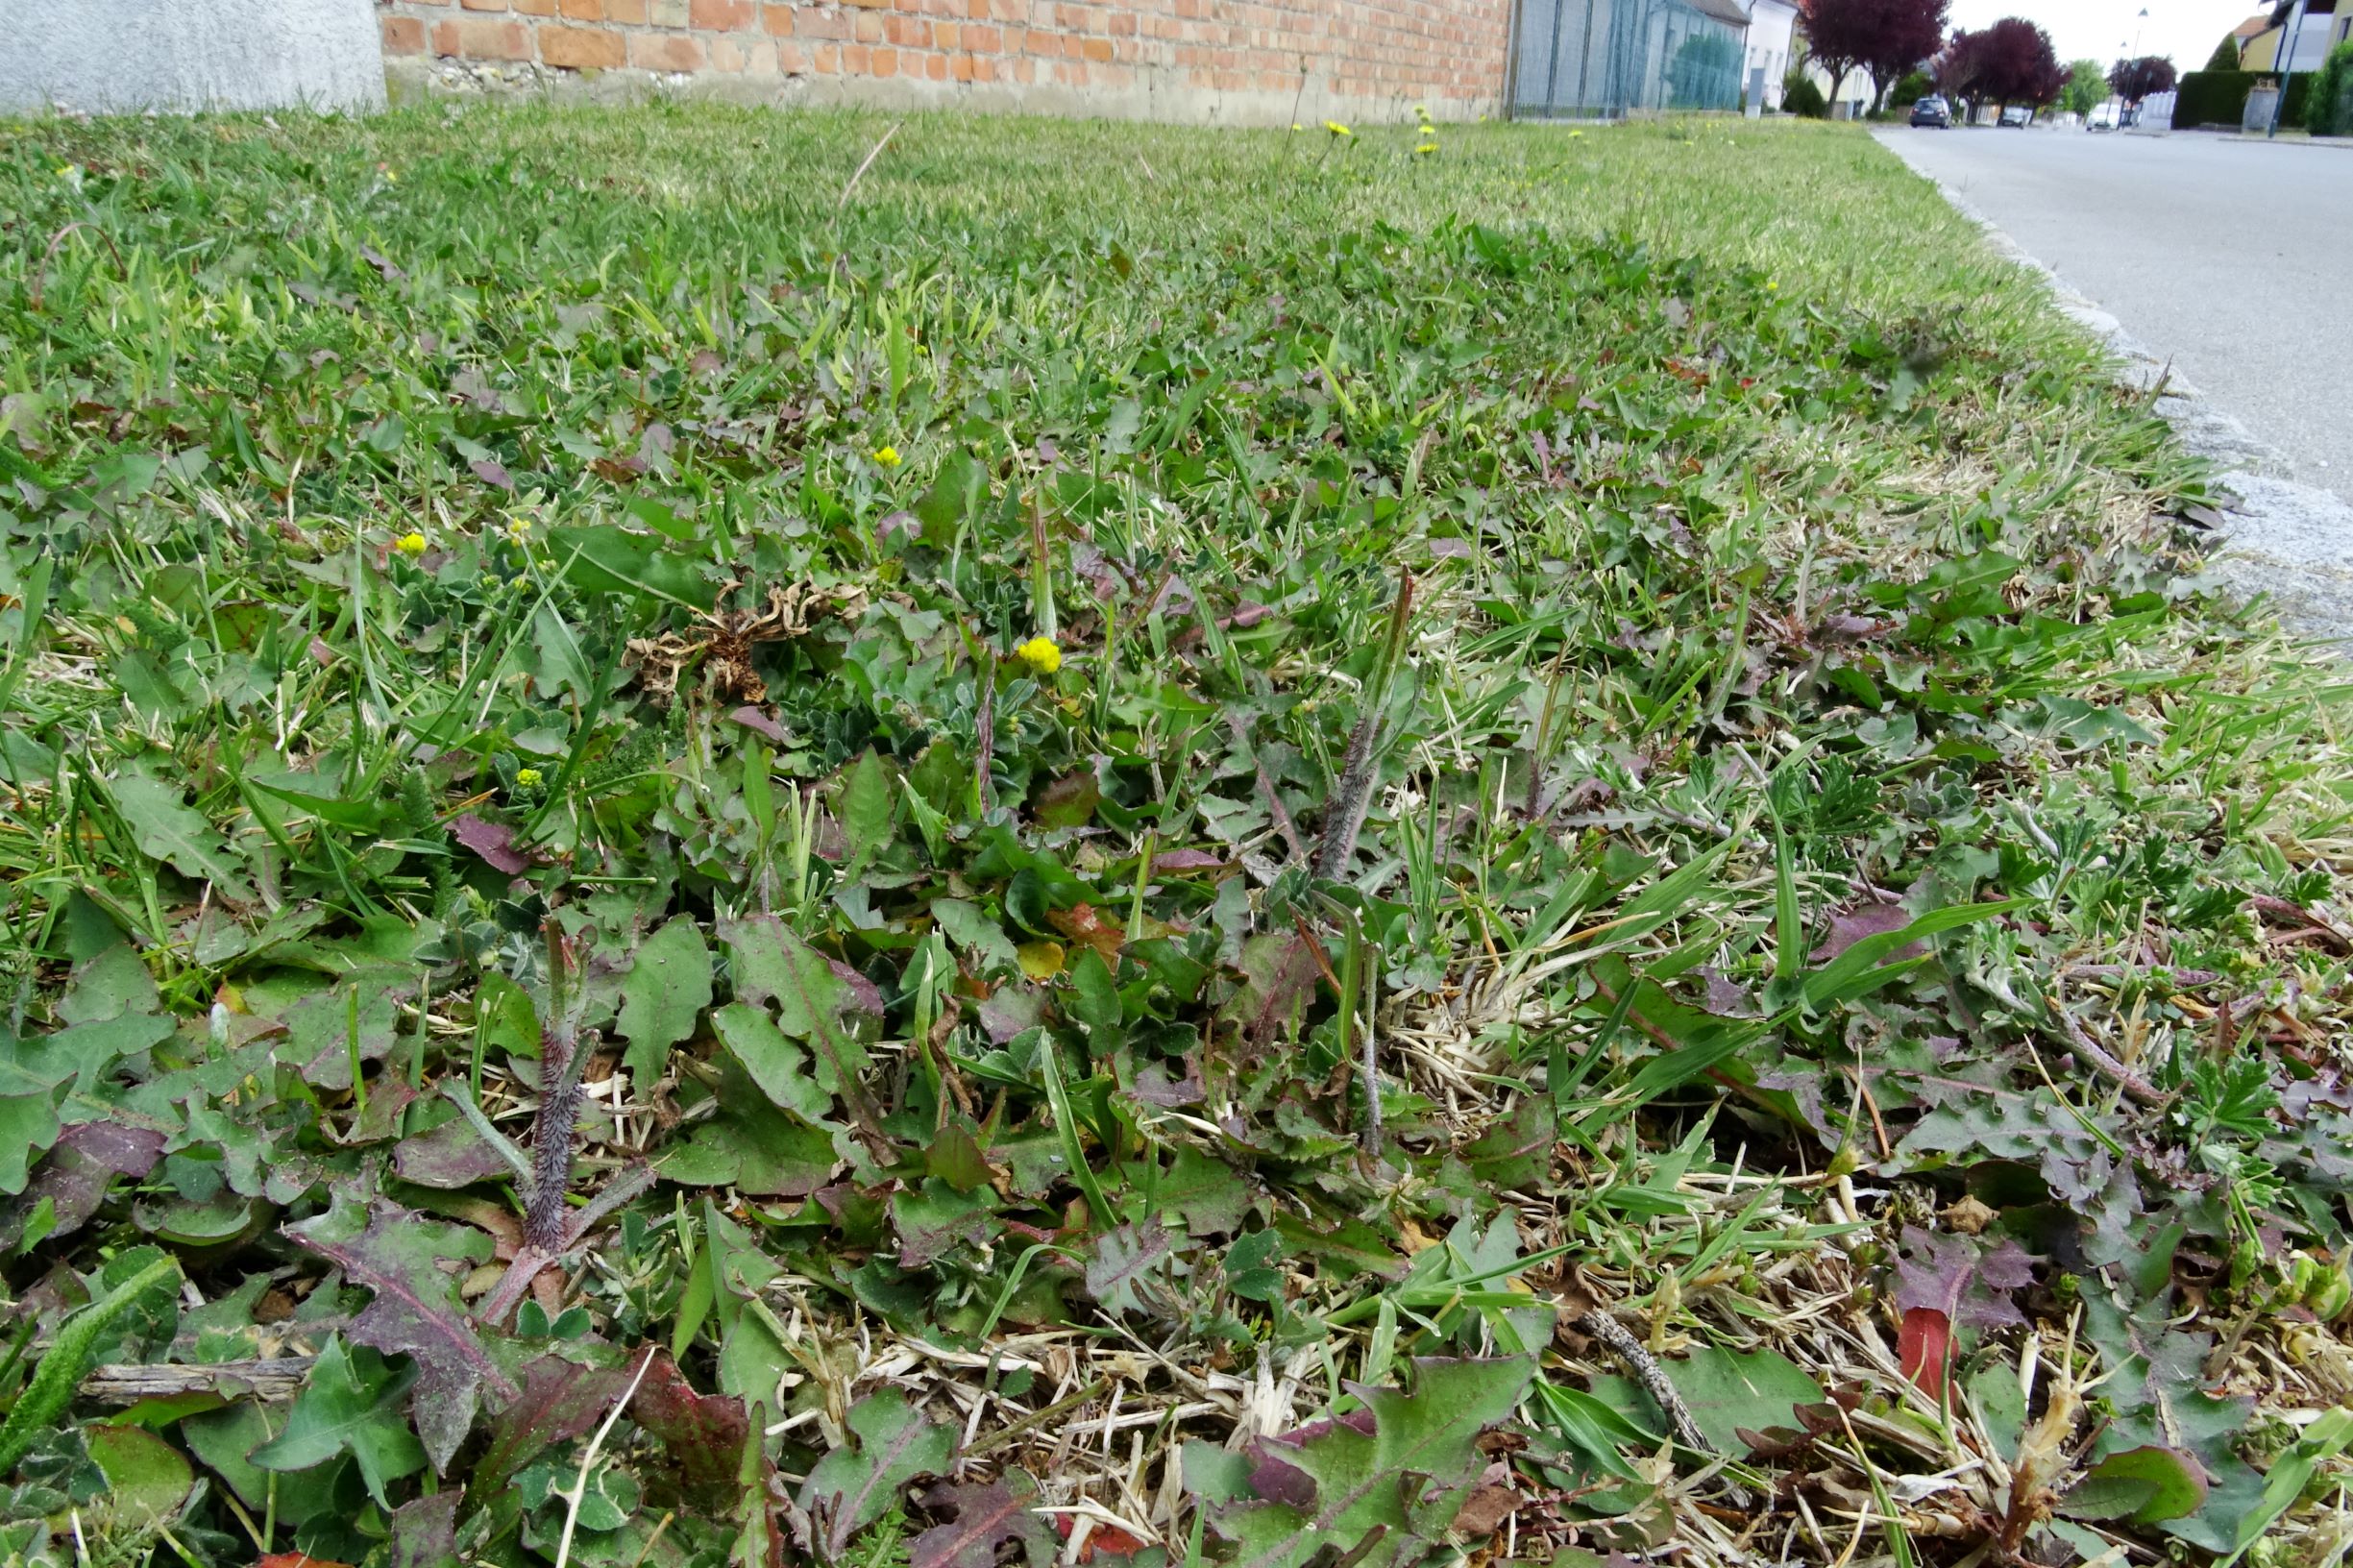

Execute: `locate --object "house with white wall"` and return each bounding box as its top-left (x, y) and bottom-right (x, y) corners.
top-left (1743, 0), bottom-right (1797, 109)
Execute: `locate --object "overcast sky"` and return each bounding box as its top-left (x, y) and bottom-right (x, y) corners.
top-left (1946, 0), bottom-right (2266, 68)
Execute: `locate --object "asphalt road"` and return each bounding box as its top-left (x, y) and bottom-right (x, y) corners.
top-left (1875, 126), bottom-right (2353, 503)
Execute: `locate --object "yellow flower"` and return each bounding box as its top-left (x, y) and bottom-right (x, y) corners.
top-left (1016, 636), bottom-right (1062, 675)
top-left (1291, 122), bottom-right (1304, 132)
top-left (516, 767), bottom-right (543, 789)
top-left (870, 445), bottom-right (900, 467)
top-left (394, 531), bottom-right (428, 557)
top-left (1570, 130), bottom-right (1584, 138)
top-left (1768, 281), bottom-right (1779, 291)
top-left (1415, 141), bottom-right (1439, 155)
top-left (1324, 120), bottom-right (1352, 137)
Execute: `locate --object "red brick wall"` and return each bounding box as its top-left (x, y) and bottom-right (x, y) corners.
top-left (377, 0), bottom-right (1510, 123)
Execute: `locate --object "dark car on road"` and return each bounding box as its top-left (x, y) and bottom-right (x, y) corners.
top-left (1910, 94), bottom-right (1952, 127)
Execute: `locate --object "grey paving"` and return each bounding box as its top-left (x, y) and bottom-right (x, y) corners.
top-left (1875, 126), bottom-right (2353, 648)
top-left (1875, 126), bottom-right (2353, 503)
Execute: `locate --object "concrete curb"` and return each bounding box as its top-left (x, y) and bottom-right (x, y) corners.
top-left (1874, 132), bottom-right (2353, 649)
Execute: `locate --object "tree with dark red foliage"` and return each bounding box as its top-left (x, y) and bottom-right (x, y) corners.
top-left (1802, 0), bottom-right (1951, 113)
top-left (1938, 15), bottom-right (2063, 118)
top-left (2108, 55), bottom-right (2178, 103)
top-left (1933, 27), bottom-right (1995, 118)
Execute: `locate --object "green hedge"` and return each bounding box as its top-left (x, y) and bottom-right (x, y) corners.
top-left (2309, 41), bottom-right (2353, 134)
top-left (2171, 69), bottom-right (2254, 127)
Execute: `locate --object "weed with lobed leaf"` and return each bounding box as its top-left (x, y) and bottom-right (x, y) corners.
top-left (1, 105), bottom-right (2350, 1568)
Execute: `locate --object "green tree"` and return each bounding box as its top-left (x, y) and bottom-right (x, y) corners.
top-left (1890, 68), bottom-right (1935, 105)
top-left (1783, 71), bottom-right (1830, 115)
top-left (2205, 34), bottom-right (2242, 71)
top-left (2061, 57), bottom-right (2108, 114)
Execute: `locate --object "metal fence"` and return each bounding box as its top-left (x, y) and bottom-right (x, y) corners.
top-left (1509, 0), bottom-right (1748, 118)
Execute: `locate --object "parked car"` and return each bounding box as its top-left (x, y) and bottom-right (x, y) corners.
top-left (1998, 105), bottom-right (2033, 127)
top-left (2087, 101), bottom-right (2120, 130)
top-left (1910, 94), bottom-right (1952, 127)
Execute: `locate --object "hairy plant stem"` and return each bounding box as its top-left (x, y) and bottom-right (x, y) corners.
top-left (1312, 573), bottom-right (1414, 881)
top-left (525, 921), bottom-right (589, 1258)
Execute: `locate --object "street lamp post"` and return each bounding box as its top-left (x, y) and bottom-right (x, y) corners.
top-left (2271, 0), bottom-right (2309, 136)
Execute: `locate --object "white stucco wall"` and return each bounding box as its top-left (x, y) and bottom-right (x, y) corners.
top-left (0, 0), bottom-right (384, 115)
top-left (1743, 0), bottom-right (1797, 109)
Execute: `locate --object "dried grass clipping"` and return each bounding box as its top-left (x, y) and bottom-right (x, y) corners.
top-left (625, 580), bottom-right (867, 704)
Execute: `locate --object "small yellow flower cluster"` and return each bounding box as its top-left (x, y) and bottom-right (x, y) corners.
top-left (394, 532), bottom-right (428, 557)
top-left (870, 445), bottom-right (901, 467)
top-left (516, 767), bottom-right (543, 789)
top-left (1324, 120), bottom-right (1352, 138)
top-left (1016, 636), bottom-right (1062, 674)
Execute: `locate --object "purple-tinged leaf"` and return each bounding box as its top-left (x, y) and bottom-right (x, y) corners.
top-left (975, 983), bottom-right (1045, 1044)
top-left (730, 705), bottom-right (790, 743)
top-left (912, 1471), bottom-right (1056, 1568)
top-left (383, 1489), bottom-right (461, 1568)
top-left (1810, 900), bottom-right (1922, 964)
top-left (1894, 1226), bottom-right (2036, 1332)
top-left (469, 457), bottom-right (514, 490)
top-left (629, 1350), bottom-right (748, 1507)
top-left (1085, 1219), bottom-right (1176, 1316)
top-left (284, 1192), bottom-right (518, 1473)
top-left (392, 1115), bottom-right (513, 1190)
top-left (452, 813), bottom-right (527, 874)
top-left (476, 1358), bottom-right (628, 1498)
top-left (2, 1120), bottom-right (164, 1246)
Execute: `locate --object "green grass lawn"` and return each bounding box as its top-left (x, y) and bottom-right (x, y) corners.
top-left (3, 105), bottom-right (2352, 1568)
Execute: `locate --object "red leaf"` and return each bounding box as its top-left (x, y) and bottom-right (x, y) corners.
top-left (476, 1358), bottom-right (629, 1498)
top-left (1051, 1514), bottom-right (1150, 1561)
top-left (629, 1350), bottom-right (749, 1507)
top-left (452, 813), bottom-right (527, 874)
top-left (257, 1556), bottom-right (356, 1568)
top-left (1899, 1306), bottom-right (1952, 1400)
